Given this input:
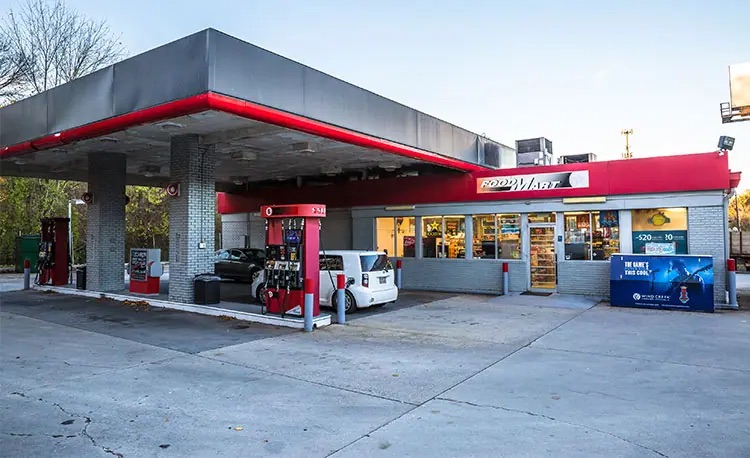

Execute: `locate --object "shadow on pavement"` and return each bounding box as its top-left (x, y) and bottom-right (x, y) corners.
top-left (0, 290), bottom-right (294, 353)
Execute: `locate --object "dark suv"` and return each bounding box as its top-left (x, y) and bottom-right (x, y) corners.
top-left (214, 248), bottom-right (265, 282)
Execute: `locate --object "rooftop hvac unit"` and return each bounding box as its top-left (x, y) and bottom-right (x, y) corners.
top-left (559, 153), bottom-right (597, 164)
top-left (515, 137), bottom-right (553, 167)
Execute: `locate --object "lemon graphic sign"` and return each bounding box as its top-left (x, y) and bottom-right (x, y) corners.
top-left (647, 212), bottom-right (671, 227)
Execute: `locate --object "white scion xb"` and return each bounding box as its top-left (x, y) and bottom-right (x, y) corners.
top-left (251, 250), bottom-right (398, 313)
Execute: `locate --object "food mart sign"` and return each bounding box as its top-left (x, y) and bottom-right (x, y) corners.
top-left (477, 170), bottom-right (590, 193)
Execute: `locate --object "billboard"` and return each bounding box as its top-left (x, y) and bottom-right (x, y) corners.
top-left (729, 62), bottom-right (750, 110)
top-left (610, 254), bottom-right (714, 312)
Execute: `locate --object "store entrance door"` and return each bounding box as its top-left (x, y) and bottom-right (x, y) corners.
top-left (529, 224), bottom-right (557, 291)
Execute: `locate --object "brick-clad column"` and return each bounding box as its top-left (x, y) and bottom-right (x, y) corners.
top-left (86, 153), bottom-right (126, 292)
top-left (688, 206), bottom-right (727, 304)
top-left (169, 135), bottom-right (216, 303)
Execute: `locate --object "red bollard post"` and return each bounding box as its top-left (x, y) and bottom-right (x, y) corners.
top-left (396, 259), bottom-right (402, 289)
top-left (502, 262), bottom-right (509, 295)
top-left (336, 274), bottom-right (346, 324)
top-left (23, 259), bottom-right (31, 290)
top-left (303, 278), bottom-right (314, 332)
top-left (728, 259), bottom-right (737, 308)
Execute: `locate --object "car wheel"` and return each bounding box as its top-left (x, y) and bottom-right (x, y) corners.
top-left (246, 267), bottom-right (258, 283)
top-left (332, 290), bottom-right (357, 314)
top-left (255, 284), bottom-right (266, 305)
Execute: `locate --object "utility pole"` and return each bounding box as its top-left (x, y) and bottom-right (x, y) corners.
top-left (621, 129), bottom-right (634, 159)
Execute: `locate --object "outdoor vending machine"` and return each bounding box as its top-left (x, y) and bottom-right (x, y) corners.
top-left (37, 217), bottom-right (70, 286)
top-left (261, 204), bottom-right (326, 317)
top-left (129, 248), bottom-right (163, 294)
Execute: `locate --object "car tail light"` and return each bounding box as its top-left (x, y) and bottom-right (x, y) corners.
top-left (362, 273), bottom-right (369, 288)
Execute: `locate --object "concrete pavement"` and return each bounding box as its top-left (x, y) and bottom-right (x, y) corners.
top-left (1, 289), bottom-right (749, 457)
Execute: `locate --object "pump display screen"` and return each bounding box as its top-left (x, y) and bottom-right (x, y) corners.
top-left (284, 229), bottom-right (302, 244)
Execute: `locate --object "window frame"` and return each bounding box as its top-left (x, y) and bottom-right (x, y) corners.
top-left (563, 211), bottom-right (619, 261)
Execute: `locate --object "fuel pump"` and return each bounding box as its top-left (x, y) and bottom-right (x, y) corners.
top-left (261, 204), bottom-right (325, 317)
top-left (36, 217), bottom-right (70, 286)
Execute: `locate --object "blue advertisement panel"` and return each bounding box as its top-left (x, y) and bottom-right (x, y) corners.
top-left (610, 254), bottom-right (714, 312)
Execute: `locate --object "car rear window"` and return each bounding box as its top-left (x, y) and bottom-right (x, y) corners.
top-left (360, 254), bottom-right (390, 272)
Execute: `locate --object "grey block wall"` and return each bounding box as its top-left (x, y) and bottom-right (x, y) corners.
top-left (321, 210), bottom-right (353, 251)
top-left (557, 261), bottom-right (610, 297)
top-left (86, 153), bottom-right (126, 292)
top-left (168, 135), bottom-right (216, 303)
top-left (398, 258), bottom-right (526, 294)
top-left (509, 261), bottom-right (528, 292)
top-left (688, 206), bottom-right (726, 304)
top-left (352, 217), bottom-right (375, 251)
top-left (221, 213), bottom-right (251, 249)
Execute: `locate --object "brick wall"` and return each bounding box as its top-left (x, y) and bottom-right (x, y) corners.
top-left (688, 206), bottom-right (726, 304)
top-left (86, 153), bottom-right (126, 292)
top-left (558, 261), bottom-right (610, 297)
top-left (398, 258), bottom-right (526, 294)
top-left (168, 135), bottom-right (216, 303)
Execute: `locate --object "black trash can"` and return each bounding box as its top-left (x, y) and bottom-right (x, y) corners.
top-left (194, 273), bottom-right (221, 305)
top-left (76, 266), bottom-right (86, 290)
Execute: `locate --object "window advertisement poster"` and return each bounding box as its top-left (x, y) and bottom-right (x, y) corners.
top-left (631, 208), bottom-right (688, 254)
top-left (610, 254), bottom-right (714, 312)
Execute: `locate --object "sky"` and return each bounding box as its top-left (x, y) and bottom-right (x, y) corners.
top-left (10, 0), bottom-right (750, 188)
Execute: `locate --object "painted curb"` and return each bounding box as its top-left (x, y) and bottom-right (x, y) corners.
top-left (32, 285), bottom-right (331, 329)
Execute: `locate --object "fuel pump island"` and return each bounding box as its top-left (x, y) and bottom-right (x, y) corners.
top-left (261, 204), bottom-right (326, 324)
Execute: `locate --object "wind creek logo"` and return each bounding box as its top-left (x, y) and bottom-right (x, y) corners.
top-left (679, 286), bottom-right (690, 304)
top-left (632, 293), bottom-right (642, 300)
top-left (477, 171), bottom-right (590, 193)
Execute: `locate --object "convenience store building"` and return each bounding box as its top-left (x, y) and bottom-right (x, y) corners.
top-left (220, 151), bottom-right (741, 305)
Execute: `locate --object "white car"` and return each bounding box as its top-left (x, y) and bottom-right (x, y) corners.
top-left (251, 250), bottom-right (398, 313)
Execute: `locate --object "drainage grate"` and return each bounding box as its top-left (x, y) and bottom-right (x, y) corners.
top-left (521, 291), bottom-right (553, 297)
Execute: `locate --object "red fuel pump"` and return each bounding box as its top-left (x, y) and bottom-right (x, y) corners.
top-left (37, 217), bottom-right (70, 286)
top-left (261, 204), bottom-right (325, 317)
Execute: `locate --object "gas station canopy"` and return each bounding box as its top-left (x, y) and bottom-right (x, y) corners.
top-left (0, 29), bottom-right (510, 189)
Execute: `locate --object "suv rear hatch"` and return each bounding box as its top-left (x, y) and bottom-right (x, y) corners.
top-left (360, 254), bottom-right (394, 290)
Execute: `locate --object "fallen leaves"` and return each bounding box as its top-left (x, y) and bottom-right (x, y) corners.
top-left (123, 299), bottom-right (150, 312)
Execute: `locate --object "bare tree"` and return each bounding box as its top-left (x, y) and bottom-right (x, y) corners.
top-left (0, 33), bottom-right (28, 104)
top-left (1, 0), bottom-right (124, 98)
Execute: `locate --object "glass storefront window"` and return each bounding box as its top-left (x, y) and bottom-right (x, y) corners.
top-left (472, 215), bottom-right (496, 259)
top-left (593, 211), bottom-right (620, 260)
top-left (471, 214), bottom-right (520, 259)
top-left (422, 216), bottom-right (444, 258)
top-left (529, 213), bottom-right (556, 223)
top-left (443, 216), bottom-right (465, 258)
top-left (564, 212), bottom-right (592, 260)
top-left (631, 208), bottom-right (688, 254)
top-left (376, 217), bottom-right (395, 255)
top-left (564, 211), bottom-right (619, 260)
top-left (497, 214), bottom-right (521, 259)
top-left (395, 217), bottom-right (416, 258)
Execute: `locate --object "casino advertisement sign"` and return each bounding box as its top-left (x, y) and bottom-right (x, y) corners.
top-left (610, 254), bottom-right (714, 312)
top-left (477, 170), bottom-right (590, 193)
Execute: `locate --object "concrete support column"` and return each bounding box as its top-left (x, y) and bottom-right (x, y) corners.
top-left (168, 135), bottom-right (216, 303)
top-left (86, 153), bottom-right (126, 292)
